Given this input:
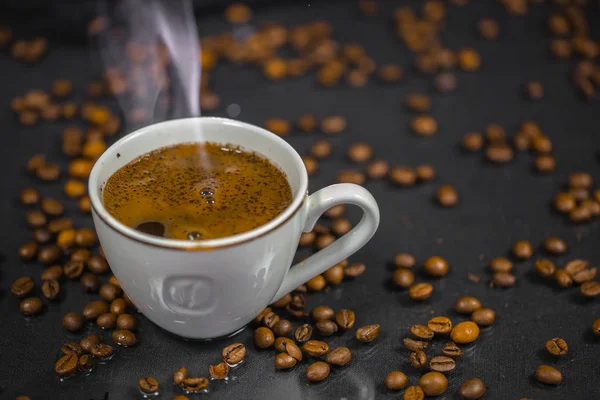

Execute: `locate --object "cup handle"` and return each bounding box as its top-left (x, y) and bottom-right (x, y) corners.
top-left (271, 183), bottom-right (380, 302)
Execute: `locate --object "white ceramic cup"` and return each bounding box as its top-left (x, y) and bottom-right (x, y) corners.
top-left (89, 117), bottom-right (380, 339)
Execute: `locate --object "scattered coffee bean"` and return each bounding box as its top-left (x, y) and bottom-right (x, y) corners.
top-left (383, 371), bottom-right (408, 391)
top-left (55, 353), bottom-right (78, 378)
top-left (419, 371), bottom-right (448, 396)
top-left (20, 297), bottom-right (43, 315)
top-left (347, 143), bottom-right (373, 163)
top-left (436, 185), bottom-right (458, 207)
top-left (572, 267), bottom-right (597, 284)
top-left (75, 228), bottom-right (97, 247)
top-left (331, 218), bottom-right (352, 236)
top-left (492, 272), bottom-right (516, 288)
top-left (462, 132), bottom-right (483, 152)
top-left (378, 64), bottom-right (404, 82)
top-left (428, 316), bottom-right (452, 335)
top-left (38, 245), bottom-right (60, 265)
top-left (451, 321), bottom-right (480, 344)
top-left (581, 281), bottom-right (600, 297)
top-left (442, 341), bottom-right (463, 358)
top-left (80, 273), bottom-right (100, 293)
top-left (222, 343), bottom-right (246, 365)
top-left (33, 228), bottom-right (52, 244)
top-left (112, 329), bottom-right (136, 346)
top-left (325, 205), bottom-right (345, 218)
top-left (455, 296), bottom-right (482, 314)
top-left (411, 115), bottom-right (437, 136)
top-left (275, 337), bottom-right (295, 353)
top-left (326, 347), bottom-right (352, 366)
top-left (80, 334), bottom-right (101, 353)
top-left (255, 327), bottom-right (275, 348)
top-left (404, 385), bottom-right (425, 400)
top-left (416, 164), bottom-right (435, 182)
top-left (367, 160), bottom-right (390, 179)
top-left (534, 154), bottom-right (556, 173)
top-left (41, 265), bottom-right (63, 281)
top-left (565, 259), bottom-right (588, 277)
top-left (139, 377), bottom-right (159, 394)
top-left (10, 276), bottom-right (35, 298)
top-left (273, 319), bottom-right (293, 337)
top-left (337, 168), bottom-right (365, 184)
top-left (20, 187), bottom-right (40, 206)
top-left (62, 311), bottom-right (84, 332)
top-left (78, 354), bottom-right (94, 373)
top-left (297, 114), bottom-right (317, 132)
top-left (306, 274), bottom-right (327, 290)
top-left (299, 232), bottom-right (316, 247)
top-left (302, 340), bottom-right (329, 357)
top-left (478, 18), bottom-right (499, 40)
top-left (116, 314), bottom-right (136, 330)
top-left (485, 143), bottom-right (513, 163)
top-left (394, 253), bottom-right (416, 268)
top-left (306, 361), bottom-right (330, 382)
top-left (410, 350), bottom-right (427, 368)
top-left (335, 309), bottom-right (355, 329)
top-left (411, 324), bottom-right (434, 340)
top-left (593, 318), bottom-right (600, 336)
top-left (97, 313), bottom-right (117, 329)
top-left (554, 269), bottom-right (573, 288)
top-left (545, 337), bottom-right (568, 356)
top-left (568, 171), bottom-right (592, 189)
top-left (471, 308), bottom-right (496, 326)
top-left (535, 365), bottom-right (563, 385)
top-left (525, 80), bottom-right (544, 100)
top-left (535, 259), bottom-right (556, 278)
top-left (389, 166), bottom-right (416, 187)
top-left (99, 283), bottom-right (121, 302)
top-left (41, 198), bottom-right (64, 216)
top-left (41, 279), bottom-right (60, 300)
top-left (87, 256), bottom-right (109, 274)
top-left (61, 341), bottom-right (83, 356)
top-left (83, 300), bottom-right (109, 320)
top-left (262, 311), bottom-right (280, 329)
top-left (356, 324), bottom-right (380, 342)
top-left (316, 320), bottom-right (338, 336)
top-left (321, 116), bottom-right (346, 134)
top-left (275, 352), bottom-right (297, 369)
top-left (19, 242), bottom-right (38, 261)
top-left (182, 377), bottom-right (209, 392)
top-left (264, 118), bottom-right (291, 136)
top-left (64, 260), bottom-right (85, 279)
top-left (430, 355), bottom-right (456, 373)
top-left (403, 338), bottom-right (429, 352)
top-left (323, 263), bottom-right (345, 285)
top-left (424, 256), bottom-right (449, 277)
top-left (459, 378), bottom-right (487, 399)
top-left (209, 362), bottom-right (229, 379)
top-left (48, 218), bottom-right (73, 234)
top-left (174, 366), bottom-right (188, 385)
top-left (344, 262), bottom-right (366, 277)
top-left (512, 240), bottom-right (533, 260)
top-left (409, 282), bottom-right (433, 300)
top-left (406, 94), bottom-right (431, 113)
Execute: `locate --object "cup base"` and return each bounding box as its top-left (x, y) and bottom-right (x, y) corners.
top-left (158, 324), bottom-right (248, 342)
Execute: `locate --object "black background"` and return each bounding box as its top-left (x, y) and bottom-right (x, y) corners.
top-left (1, 0), bottom-right (600, 399)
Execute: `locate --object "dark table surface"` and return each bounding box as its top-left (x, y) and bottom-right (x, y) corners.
top-left (1, 0), bottom-right (600, 399)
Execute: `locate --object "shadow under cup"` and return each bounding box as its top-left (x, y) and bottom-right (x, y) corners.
top-left (88, 117), bottom-right (309, 339)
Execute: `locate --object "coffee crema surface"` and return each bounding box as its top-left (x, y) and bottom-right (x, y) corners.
top-left (103, 142), bottom-right (293, 240)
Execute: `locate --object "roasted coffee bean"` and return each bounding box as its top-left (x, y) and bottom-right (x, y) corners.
top-left (411, 115), bottom-right (437, 136)
top-left (80, 334), bottom-right (101, 353)
top-left (302, 340), bottom-right (329, 357)
top-left (10, 276), bottom-right (35, 298)
top-left (390, 166), bottom-right (416, 186)
top-left (315, 234), bottom-right (335, 250)
top-left (283, 340), bottom-right (303, 361)
top-left (310, 140), bottom-right (331, 159)
top-left (347, 143), bottom-right (373, 163)
top-left (48, 218), bottom-right (73, 234)
top-left (64, 260), bottom-right (85, 279)
top-left (311, 305), bottom-right (334, 322)
top-left (485, 143), bottom-right (513, 163)
top-left (356, 324), bottom-right (380, 342)
top-left (409, 282), bottom-right (433, 300)
top-left (403, 338), bottom-right (429, 351)
top-left (325, 205), bottom-right (345, 218)
top-left (294, 324), bottom-right (313, 343)
top-left (581, 281), bottom-right (600, 297)
top-left (116, 314), bottom-right (136, 330)
top-left (61, 341), bottom-right (83, 356)
top-left (478, 18), bottom-right (499, 39)
top-left (572, 267), bottom-right (597, 284)
top-left (490, 257), bottom-right (512, 273)
top-left (139, 377), bottom-right (159, 394)
top-left (582, 199), bottom-right (600, 216)
top-left (26, 154), bottom-right (45, 172)
top-left (394, 253), bottom-right (416, 268)
top-left (367, 160), bottom-right (390, 179)
top-left (55, 353), bottom-right (78, 377)
top-left (436, 185), bottom-right (458, 207)
top-left (90, 343), bottom-right (115, 360)
top-left (331, 218), bottom-right (352, 236)
top-left (222, 343), bottom-right (246, 365)
top-left (385, 371), bottom-right (408, 390)
top-left (565, 259), bottom-right (588, 277)
top-left (112, 329), bottom-right (136, 346)
top-left (273, 319), bottom-right (293, 337)
top-left (316, 320), bottom-right (338, 336)
top-left (335, 309), bottom-right (355, 329)
top-left (428, 316), bottom-right (452, 335)
top-left (535, 365), bottom-right (563, 385)
top-left (512, 240), bottom-right (533, 260)
top-left (62, 311), bottom-right (84, 332)
top-left (323, 263), bottom-right (345, 285)
top-left (87, 256), bottom-right (109, 274)
top-left (410, 350), bottom-right (427, 368)
top-left (535, 259), bottom-right (556, 278)
top-left (326, 347), bottom-right (352, 366)
top-left (224, 2), bottom-right (252, 23)
top-left (83, 300), bottom-right (109, 320)
top-left (570, 188), bottom-right (590, 202)
top-left (20, 187), bottom-right (40, 206)
top-left (38, 245), bottom-right (60, 265)
top-left (416, 164), bottom-right (435, 182)
top-left (19, 242), bottom-right (38, 261)
top-left (442, 342), bottom-right (463, 358)
top-left (430, 356), bottom-right (455, 373)
top-left (306, 274), bottom-right (327, 291)
top-left (255, 327), bottom-right (275, 348)
top-left (99, 283), bottom-right (121, 302)
top-left (462, 132), bottom-right (484, 152)
top-left (41, 265), bottom-right (63, 281)
top-left (568, 171), bottom-right (592, 189)
top-left (36, 163), bottom-right (60, 181)
top-left (455, 296), bottom-right (482, 314)
top-left (75, 228), bottom-right (97, 247)
top-left (554, 269), bottom-right (573, 288)
top-left (546, 337), bottom-right (568, 356)
top-left (262, 312), bottom-right (280, 329)
top-left (264, 118), bottom-right (291, 136)
top-left (97, 313), bottom-right (117, 329)
top-left (41, 198), bottom-right (64, 216)
top-left (288, 294), bottom-right (305, 310)
top-left (419, 371), bottom-right (448, 396)
top-left (80, 273), bottom-right (100, 293)
top-left (344, 262), bottom-right (366, 277)
top-left (378, 64), bottom-right (403, 82)
top-left (297, 114), bottom-right (317, 132)
top-left (471, 308), bottom-right (496, 326)
top-left (33, 228), bottom-right (52, 244)
top-left (174, 366), bottom-right (188, 385)
top-left (321, 116), bottom-right (346, 134)
top-left (525, 81), bottom-right (544, 101)
top-left (275, 337), bottom-right (295, 353)
top-left (255, 307), bottom-right (273, 324)
top-left (79, 196), bottom-right (92, 213)
top-left (451, 321), bottom-right (480, 344)
top-left (272, 293), bottom-right (292, 308)
top-left (411, 324), bottom-right (434, 340)
top-left (78, 354), bottom-right (94, 372)
top-left (406, 94), bottom-right (431, 113)
top-left (337, 169), bottom-right (365, 184)
top-left (593, 318), bottom-right (600, 336)
top-left (458, 48), bottom-right (481, 71)
top-left (534, 155), bottom-right (556, 173)
top-left (404, 385), bottom-right (425, 400)
top-left (569, 205), bottom-right (591, 223)
top-left (492, 272), bottom-right (516, 288)
top-left (25, 210), bottom-right (44, 228)
top-left (20, 297), bottom-right (43, 315)
top-left (306, 361), bottom-right (330, 382)
top-left (275, 352), bottom-right (297, 369)
top-left (459, 378), bottom-right (487, 399)
top-left (424, 256), bottom-right (449, 277)
top-left (41, 279), bottom-right (60, 300)
top-left (182, 377), bottom-right (209, 392)
top-left (299, 232), bottom-right (316, 247)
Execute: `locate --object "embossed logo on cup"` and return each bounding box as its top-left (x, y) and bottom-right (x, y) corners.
top-left (162, 276), bottom-right (217, 316)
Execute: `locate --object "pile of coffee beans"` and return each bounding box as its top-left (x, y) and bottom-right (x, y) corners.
top-left (552, 172), bottom-right (599, 224)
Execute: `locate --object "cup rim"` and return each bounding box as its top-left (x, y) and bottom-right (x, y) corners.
top-left (88, 117), bottom-right (308, 250)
